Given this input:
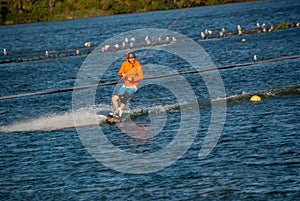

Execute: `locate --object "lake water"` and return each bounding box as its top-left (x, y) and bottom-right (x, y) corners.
top-left (0, 0), bottom-right (299, 200)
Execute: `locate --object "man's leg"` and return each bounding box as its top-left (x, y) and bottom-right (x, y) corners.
top-left (120, 103), bottom-right (126, 111)
top-left (119, 87), bottom-right (135, 115)
top-left (112, 95), bottom-right (119, 113)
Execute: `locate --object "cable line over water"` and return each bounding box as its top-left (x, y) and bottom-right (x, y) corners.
top-left (0, 54), bottom-right (299, 101)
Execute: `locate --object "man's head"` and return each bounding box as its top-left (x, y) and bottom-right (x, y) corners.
top-left (126, 51), bottom-right (136, 64)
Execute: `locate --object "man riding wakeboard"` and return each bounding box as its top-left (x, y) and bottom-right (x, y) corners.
top-left (108, 51), bottom-right (144, 122)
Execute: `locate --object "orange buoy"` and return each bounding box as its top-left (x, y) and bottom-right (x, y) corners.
top-left (250, 95), bottom-right (261, 102)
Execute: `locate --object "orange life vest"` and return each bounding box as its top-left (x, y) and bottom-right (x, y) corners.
top-left (118, 60), bottom-right (144, 87)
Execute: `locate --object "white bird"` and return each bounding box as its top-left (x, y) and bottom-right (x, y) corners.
top-left (200, 32), bottom-right (205, 39)
top-left (256, 23), bottom-right (260, 28)
top-left (146, 39), bottom-right (151, 46)
top-left (268, 25), bottom-right (274, 32)
top-left (130, 42), bottom-right (134, 48)
top-left (221, 28), bottom-right (225, 33)
top-left (145, 36), bottom-right (151, 45)
top-left (157, 36), bottom-right (161, 42)
top-left (207, 30), bottom-right (212, 35)
top-left (205, 29), bottom-right (208, 35)
top-left (263, 27), bottom-right (267, 32)
top-left (84, 42), bottom-right (91, 47)
top-left (219, 31), bottom-right (224, 38)
top-left (237, 25), bottom-right (242, 35)
top-left (124, 37), bottom-right (129, 44)
top-left (3, 48), bottom-right (7, 56)
top-left (253, 54), bottom-right (257, 62)
top-left (76, 49), bottom-right (80, 55)
top-left (45, 50), bottom-right (49, 57)
top-left (104, 44), bottom-right (110, 50)
top-left (171, 37), bottom-right (177, 43)
top-left (130, 37), bottom-right (136, 43)
top-left (122, 41), bottom-right (126, 47)
top-left (165, 36), bottom-right (170, 43)
top-left (102, 44), bottom-right (110, 52)
top-left (114, 44), bottom-right (119, 49)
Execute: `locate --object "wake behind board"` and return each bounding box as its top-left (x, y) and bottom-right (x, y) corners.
top-left (96, 114), bottom-right (109, 124)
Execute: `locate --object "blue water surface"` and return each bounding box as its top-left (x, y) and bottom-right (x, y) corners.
top-left (0, 0), bottom-right (299, 200)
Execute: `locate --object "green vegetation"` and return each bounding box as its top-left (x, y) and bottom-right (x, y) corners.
top-left (0, 0), bottom-right (254, 25)
top-left (276, 21), bottom-right (289, 29)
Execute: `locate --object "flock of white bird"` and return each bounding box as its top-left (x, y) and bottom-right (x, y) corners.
top-left (2, 22), bottom-right (299, 63)
top-left (200, 22), bottom-right (283, 40)
top-left (95, 35), bottom-right (178, 53)
top-left (203, 22), bottom-right (299, 40)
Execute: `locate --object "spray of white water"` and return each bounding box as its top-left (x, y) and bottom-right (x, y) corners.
top-left (0, 106), bottom-right (110, 132)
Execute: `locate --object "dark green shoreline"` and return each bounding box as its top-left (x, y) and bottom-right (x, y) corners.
top-left (0, 0), bottom-right (258, 26)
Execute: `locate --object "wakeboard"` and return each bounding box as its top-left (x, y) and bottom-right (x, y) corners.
top-left (105, 113), bottom-right (122, 124)
top-left (96, 113), bottom-right (122, 124)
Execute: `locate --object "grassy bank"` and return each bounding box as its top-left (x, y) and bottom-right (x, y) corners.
top-left (0, 0), bottom-right (257, 26)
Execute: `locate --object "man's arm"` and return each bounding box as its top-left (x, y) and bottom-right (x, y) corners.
top-left (117, 65), bottom-right (124, 78)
